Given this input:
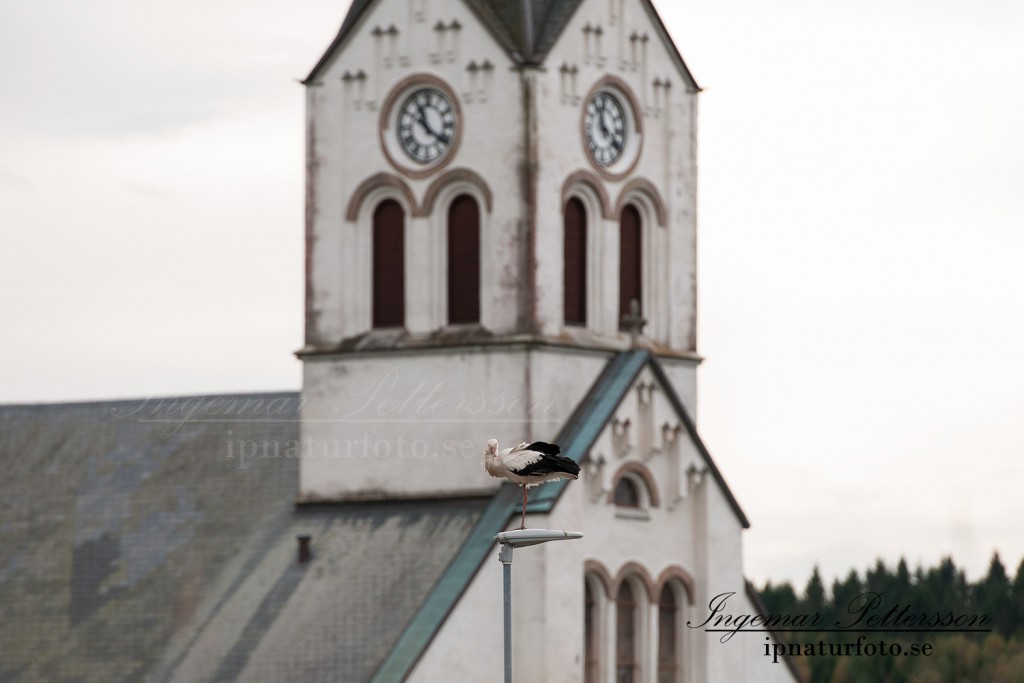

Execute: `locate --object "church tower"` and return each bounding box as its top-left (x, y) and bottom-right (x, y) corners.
top-left (299, 0), bottom-right (701, 502)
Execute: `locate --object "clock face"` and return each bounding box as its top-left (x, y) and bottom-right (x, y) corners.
top-left (584, 92), bottom-right (627, 166)
top-left (397, 88), bottom-right (457, 164)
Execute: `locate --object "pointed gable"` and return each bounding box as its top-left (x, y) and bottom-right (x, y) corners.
top-left (369, 350), bottom-right (750, 681)
top-left (530, 349), bottom-right (748, 527)
top-left (306, 0), bottom-right (584, 81)
top-left (305, 0), bottom-right (697, 88)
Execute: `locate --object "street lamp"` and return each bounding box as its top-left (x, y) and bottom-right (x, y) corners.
top-left (494, 529), bottom-right (583, 683)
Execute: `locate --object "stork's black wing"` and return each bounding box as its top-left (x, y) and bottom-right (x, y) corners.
top-left (525, 441), bottom-right (560, 456)
top-left (515, 442), bottom-right (580, 477)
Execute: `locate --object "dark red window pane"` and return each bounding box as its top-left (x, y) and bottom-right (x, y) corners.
top-left (619, 204), bottom-right (642, 327)
top-left (564, 197), bottom-right (587, 325)
top-left (616, 582), bottom-right (637, 682)
top-left (372, 200), bottom-right (404, 328)
top-left (448, 195), bottom-right (480, 324)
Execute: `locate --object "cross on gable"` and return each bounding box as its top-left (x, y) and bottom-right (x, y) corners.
top-left (620, 298), bottom-right (647, 347)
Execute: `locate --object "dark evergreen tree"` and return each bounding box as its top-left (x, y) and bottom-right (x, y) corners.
top-left (831, 569), bottom-right (863, 629)
top-left (975, 552), bottom-right (1014, 636)
top-left (761, 579), bottom-right (798, 622)
top-left (1012, 556), bottom-right (1024, 639)
top-left (758, 554), bottom-right (1024, 681)
top-left (804, 566), bottom-right (827, 614)
top-left (865, 557), bottom-right (889, 595)
top-left (894, 557), bottom-right (912, 596)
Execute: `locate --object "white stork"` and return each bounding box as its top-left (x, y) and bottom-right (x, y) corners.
top-left (483, 439), bottom-right (581, 529)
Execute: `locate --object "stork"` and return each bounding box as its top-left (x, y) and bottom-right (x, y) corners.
top-left (483, 439), bottom-right (581, 529)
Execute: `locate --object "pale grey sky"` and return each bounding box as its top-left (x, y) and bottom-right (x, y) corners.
top-left (1, 0), bottom-right (1021, 588)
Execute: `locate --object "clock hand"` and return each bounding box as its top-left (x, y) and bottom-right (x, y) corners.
top-left (415, 102), bottom-right (450, 144)
top-left (414, 102), bottom-right (433, 134)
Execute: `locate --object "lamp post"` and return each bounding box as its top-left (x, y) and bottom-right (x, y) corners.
top-left (494, 529), bottom-right (583, 683)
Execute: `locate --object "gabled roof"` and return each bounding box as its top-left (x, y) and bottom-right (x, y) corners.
top-left (1, 352), bottom-right (743, 681)
top-left (304, 0), bottom-right (699, 90)
top-left (371, 349), bottom-right (748, 680)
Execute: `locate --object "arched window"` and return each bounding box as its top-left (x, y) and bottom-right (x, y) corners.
top-left (614, 477), bottom-right (640, 508)
top-left (619, 204), bottom-right (642, 328)
top-left (658, 585), bottom-right (680, 682)
top-left (610, 466), bottom-right (658, 518)
top-left (448, 194), bottom-right (480, 324)
top-left (616, 581), bottom-right (638, 682)
top-left (584, 579), bottom-right (600, 683)
top-left (564, 197), bottom-right (587, 326)
top-left (372, 199), bottom-right (405, 328)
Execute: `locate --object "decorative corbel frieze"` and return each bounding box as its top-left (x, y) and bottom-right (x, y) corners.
top-left (687, 462), bottom-right (706, 493)
top-left (559, 62), bottom-right (579, 105)
top-left (651, 420), bottom-right (682, 458)
top-left (341, 70), bottom-right (368, 110)
top-left (611, 417), bottom-right (632, 458)
top-left (585, 452), bottom-right (611, 503)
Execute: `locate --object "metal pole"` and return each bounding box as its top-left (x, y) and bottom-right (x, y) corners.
top-left (493, 530), bottom-right (581, 683)
top-left (499, 543), bottom-right (514, 683)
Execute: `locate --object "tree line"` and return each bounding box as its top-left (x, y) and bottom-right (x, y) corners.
top-left (759, 553), bottom-right (1024, 682)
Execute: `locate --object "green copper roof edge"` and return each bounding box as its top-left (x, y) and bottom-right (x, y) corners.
top-left (370, 485), bottom-right (518, 682)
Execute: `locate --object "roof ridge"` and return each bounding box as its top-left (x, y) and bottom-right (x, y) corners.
top-left (0, 390), bottom-right (300, 410)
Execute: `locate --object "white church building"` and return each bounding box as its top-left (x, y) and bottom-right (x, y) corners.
top-left (0, 1), bottom-right (805, 682)
top-left (297, 0), bottom-right (804, 681)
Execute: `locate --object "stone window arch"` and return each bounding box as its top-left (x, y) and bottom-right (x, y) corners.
top-left (609, 462), bottom-right (660, 519)
top-left (616, 579), bottom-right (639, 681)
top-left (614, 183), bottom-right (666, 340)
top-left (657, 584), bottom-right (680, 682)
top-left (561, 173), bottom-right (610, 332)
top-left (347, 180), bottom-right (416, 335)
top-left (613, 569), bottom-right (653, 683)
top-left (583, 561), bottom-right (614, 682)
top-left (655, 567), bottom-right (696, 683)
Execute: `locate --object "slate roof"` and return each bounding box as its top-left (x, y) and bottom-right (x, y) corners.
top-left (461, 0), bottom-right (585, 64)
top-left (0, 393), bottom-right (486, 683)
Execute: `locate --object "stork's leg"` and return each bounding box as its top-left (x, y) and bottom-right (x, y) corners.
top-left (520, 486), bottom-right (529, 529)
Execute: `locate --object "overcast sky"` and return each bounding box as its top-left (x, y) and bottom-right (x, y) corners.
top-left (2, 0), bottom-right (1022, 589)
